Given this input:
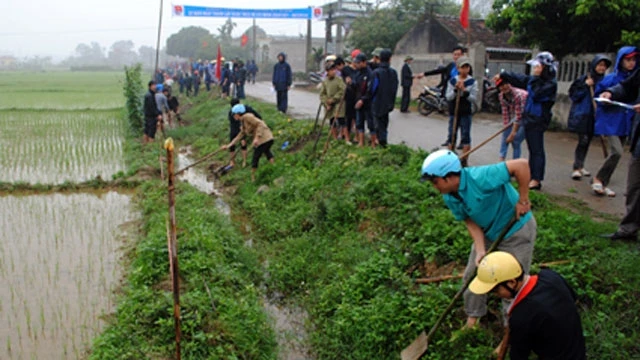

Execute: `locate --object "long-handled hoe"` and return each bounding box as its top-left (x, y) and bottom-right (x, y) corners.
top-left (401, 216), bottom-right (517, 360)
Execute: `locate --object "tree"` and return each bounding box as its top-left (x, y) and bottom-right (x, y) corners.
top-left (108, 40), bottom-right (137, 67)
top-left (217, 18), bottom-right (237, 44)
top-left (486, 0), bottom-right (640, 58)
top-left (348, 0), bottom-right (463, 54)
top-left (166, 26), bottom-right (214, 58)
top-left (74, 41), bottom-right (105, 65)
top-left (138, 45), bottom-right (156, 69)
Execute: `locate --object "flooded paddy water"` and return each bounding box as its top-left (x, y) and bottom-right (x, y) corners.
top-left (0, 191), bottom-right (136, 359)
top-left (0, 72), bottom-right (134, 359)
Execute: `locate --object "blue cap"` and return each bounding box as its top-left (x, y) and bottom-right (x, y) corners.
top-left (156, 84), bottom-right (164, 92)
top-left (231, 104), bottom-right (246, 114)
top-left (421, 149), bottom-right (461, 180)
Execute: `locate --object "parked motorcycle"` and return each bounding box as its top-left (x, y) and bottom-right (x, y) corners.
top-left (309, 71), bottom-right (323, 84)
top-left (481, 78), bottom-right (501, 113)
top-left (417, 86), bottom-right (478, 116)
top-left (416, 77), bottom-right (501, 117)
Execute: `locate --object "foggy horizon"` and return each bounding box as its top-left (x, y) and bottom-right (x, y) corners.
top-left (1, 0), bottom-right (330, 61)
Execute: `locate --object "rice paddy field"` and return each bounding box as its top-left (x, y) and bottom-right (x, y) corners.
top-left (0, 72), bottom-right (126, 184)
top-left (0, 192), bottom-right (135, 359)
top-left (0, 71), bottom-right (135, 359)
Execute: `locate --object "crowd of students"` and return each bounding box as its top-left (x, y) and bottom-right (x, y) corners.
top-left (153, 58), bottom-right (259, 99)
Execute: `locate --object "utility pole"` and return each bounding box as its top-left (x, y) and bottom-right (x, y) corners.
top-left (252, 18), bottom-right (257, 62)
top-left (306, 7), bottom-right (312, 73)
top-left (154, 0), bottom-right (164, 76)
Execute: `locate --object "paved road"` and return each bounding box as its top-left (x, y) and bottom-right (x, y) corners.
top-left (245, 82), bottom-right (629, 217)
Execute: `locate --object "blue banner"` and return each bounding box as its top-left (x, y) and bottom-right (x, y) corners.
top-left (173, 5), bottom-right (314, 19)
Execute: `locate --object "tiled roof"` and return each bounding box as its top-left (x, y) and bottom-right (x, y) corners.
top-left (435, 15), bottom-right (525, 49)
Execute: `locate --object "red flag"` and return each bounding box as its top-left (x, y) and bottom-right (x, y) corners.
top-left (241, 34), bottom-right (249, 47)
top-left (460, 0), bottom-right (470, 29)
top-left (215, 44), bottom-right (222, 80)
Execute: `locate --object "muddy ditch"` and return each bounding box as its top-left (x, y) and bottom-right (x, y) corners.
top-left (176, 147), bottom-right (313, 360)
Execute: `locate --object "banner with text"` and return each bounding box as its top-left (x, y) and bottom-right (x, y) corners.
top-left (172, 5), bottom-right (323, 20)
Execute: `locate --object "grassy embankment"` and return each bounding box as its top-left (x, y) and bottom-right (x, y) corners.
top-left (89, 79), bottom-right (277, 357)
top-left (160, 91), bottom-right (639, 359)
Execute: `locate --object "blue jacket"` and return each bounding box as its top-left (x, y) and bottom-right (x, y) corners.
top-left (371, 62), bottom-right (399, 116)
top-left (272, 52), bottom-right (292, 91)
top-left (594, 46), bottom-right (638, 136)
top-left (220, 66), bottom-right (231, 87)
top-left (567, 54), bottom-right (610, 134)
top-left (608, 68), bottom-right (640, 157)
top-left (501, 71), bottom-right (558, 131)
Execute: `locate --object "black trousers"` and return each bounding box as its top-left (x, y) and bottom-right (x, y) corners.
top-left (401, 85), bottom-right (411, 112)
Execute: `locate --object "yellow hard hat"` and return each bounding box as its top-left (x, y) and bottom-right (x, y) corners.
top-left (469, 251), bottom-right (523, 295)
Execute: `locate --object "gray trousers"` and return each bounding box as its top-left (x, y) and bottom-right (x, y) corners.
top-left (462, 216), bottom-right (537, 321)
top-left (596, 136), bottom-right (624, 186)
top-left (619, 155), bottom-right (640, 236)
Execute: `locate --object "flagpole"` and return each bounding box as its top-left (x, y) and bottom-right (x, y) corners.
top-left (154, 0), bottom-right (164, 75)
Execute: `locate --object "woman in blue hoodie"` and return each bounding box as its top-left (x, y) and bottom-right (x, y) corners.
top-left (591, 46), bottom-right (638, 197)
top-left (567, 55), bottom-right (612, 180)
top-left (498, 52), bottom-right (558, 190)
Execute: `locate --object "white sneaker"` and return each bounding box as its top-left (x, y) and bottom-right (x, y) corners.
top-left (604, 187), bottom-right (616, 197)
top-left (571, 170), bottom-right (582, 180)
top-left (580, 169), bottom-right (591, 177)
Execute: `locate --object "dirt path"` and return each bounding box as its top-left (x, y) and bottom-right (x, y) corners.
top-left (245, 81), bottom-right (629, 217)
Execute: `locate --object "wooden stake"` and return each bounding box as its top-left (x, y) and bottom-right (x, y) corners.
top-left (164, 138), bottom-right (181, 360)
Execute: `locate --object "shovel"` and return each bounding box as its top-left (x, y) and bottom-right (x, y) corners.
top-left (400, 216), bottom-right (518, 360)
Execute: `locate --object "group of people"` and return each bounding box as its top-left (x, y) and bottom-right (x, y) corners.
top-left (313, 48), bottom-right (399, 148)
top-left (417, 44), bottom-right (640, 359)
top-left (142, 80), bottom-right (181, 144)
top-left (154, 58), bottom-right (260, 99)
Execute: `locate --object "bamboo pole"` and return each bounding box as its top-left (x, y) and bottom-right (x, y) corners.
top-left (413, 260), bottom-right (571, 284)
top-left (164, 138), bottom-right (181, 360)
top-left (175, 147), bottom-right (224, 176)
top-left (414, 274), bottom-right (463, 284)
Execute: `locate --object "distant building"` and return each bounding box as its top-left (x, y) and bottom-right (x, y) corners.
top-left (257, 36), bottom-right (324, 73)
top-left (0, 56), bottom-right (17, 70)
top-left (392, 14), bottom-right (531, 106)
top-left (393, 14), bottom-right (531, 77)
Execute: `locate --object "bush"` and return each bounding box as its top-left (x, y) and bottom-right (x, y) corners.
top-left (123, 63), bottom-right (144, 135)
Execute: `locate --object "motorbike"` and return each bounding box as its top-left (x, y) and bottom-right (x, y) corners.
top-left (309, 71), bottom-right (323, 84)
top-left (416, 77), bottom-right (501, 117)
top-left (417, 86), bottom-right (479, 116)
top-left (481, 78), bottom-right (501, 113)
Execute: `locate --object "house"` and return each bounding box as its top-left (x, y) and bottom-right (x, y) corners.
top-left (393, 14), bottom-right (531, 77)
top-left (0, 56), bottom-right (17, 70)
top-left (392, 14), bottom-right (531, 105)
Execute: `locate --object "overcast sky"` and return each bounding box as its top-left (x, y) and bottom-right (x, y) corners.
top-left (0, 0), bottom-right (332, 60)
